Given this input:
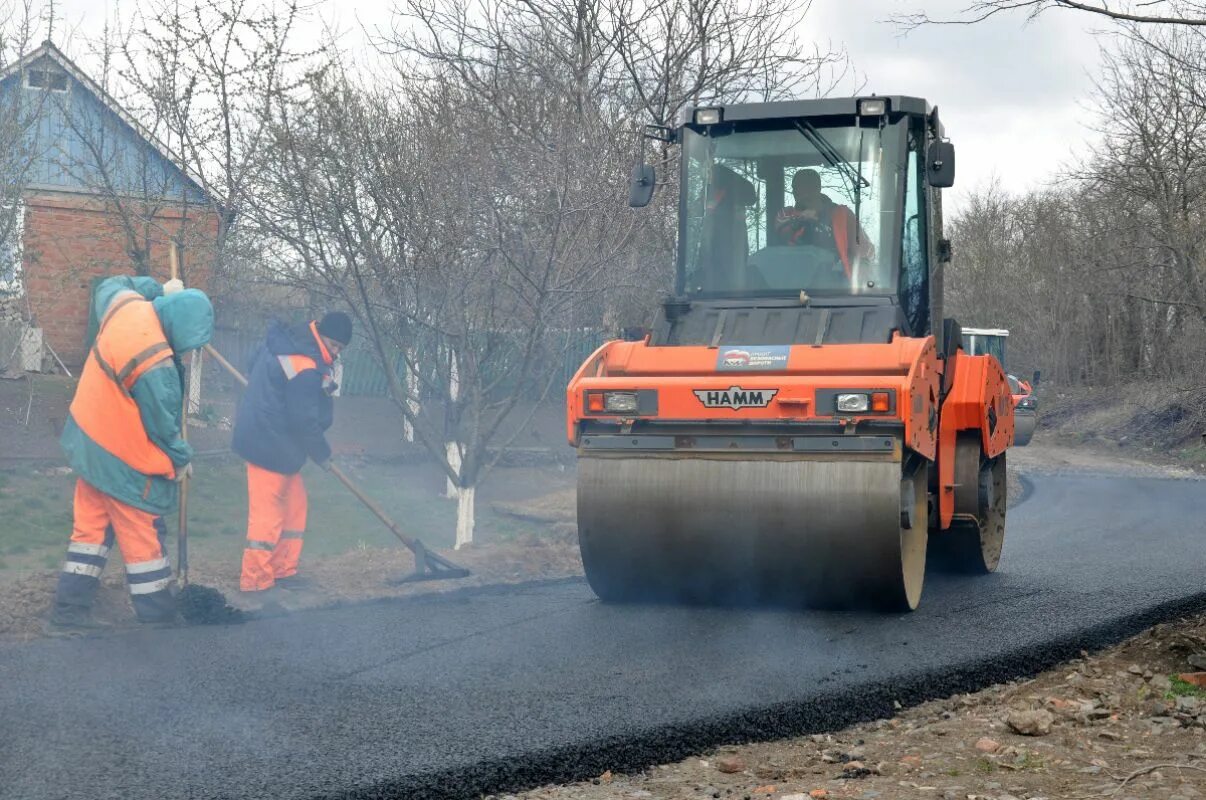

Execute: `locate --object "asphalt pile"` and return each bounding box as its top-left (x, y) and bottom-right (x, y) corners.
top-left (177, 584), bottom-right (247, 625)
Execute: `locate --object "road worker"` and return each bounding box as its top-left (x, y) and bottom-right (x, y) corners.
top-left (49, 276), bottom-right (213, 633)
top-left (232, 312), bottom-right (351, 601)
top-left (774, 168), bottom-right (875, 276)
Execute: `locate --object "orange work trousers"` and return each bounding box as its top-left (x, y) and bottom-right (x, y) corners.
top-left (240, 463), bottom-right (307, 591)
top-left (53, 478), bottom-right (175, 622)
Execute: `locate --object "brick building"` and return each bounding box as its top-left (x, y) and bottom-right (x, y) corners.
top-left (0, 41), bottom-right (218, 368)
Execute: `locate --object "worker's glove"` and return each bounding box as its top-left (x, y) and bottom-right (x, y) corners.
top-left (163, 278), bottom-right (184, 295)
top-left (174, 462), bottom-right (194, 483)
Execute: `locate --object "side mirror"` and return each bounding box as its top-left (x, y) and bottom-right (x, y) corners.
top-left (629, 163), bottom-right (656, 208)
top-left (927, 141), bottom-right (956, 188)
top-left (1032, 370), bottom-right (1041, 387)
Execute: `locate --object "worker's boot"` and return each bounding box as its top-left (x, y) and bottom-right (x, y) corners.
top-left (273, 574), bottom-right (316, 590)
top-left (44, 603), bottom-right (110, 637)
top-left (237, 585), bottom-right (300, 613)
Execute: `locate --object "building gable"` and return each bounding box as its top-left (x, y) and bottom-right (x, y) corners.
top-left (0, 43), bottom-right (209, 205)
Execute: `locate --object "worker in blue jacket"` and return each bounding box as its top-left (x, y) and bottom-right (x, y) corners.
top-left (232, 313), bottom-right (351, 598)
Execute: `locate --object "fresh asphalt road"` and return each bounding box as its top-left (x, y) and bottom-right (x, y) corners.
top-left (2, 473), bottom-right (1205, 800)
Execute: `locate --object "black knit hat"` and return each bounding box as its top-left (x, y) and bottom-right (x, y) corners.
top-left (317, 311), bottom-right (353, 346)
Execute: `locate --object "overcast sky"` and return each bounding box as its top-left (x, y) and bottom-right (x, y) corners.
top-left (806, 0), bottom-right (1111, 211)
top-left (47, 0), bottom-right (1109, 213)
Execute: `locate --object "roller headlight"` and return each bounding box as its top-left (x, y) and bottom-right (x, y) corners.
top-left (836, 393), bottom-right (870, 413)
top-left (603, 392), bottom-right (639, 413)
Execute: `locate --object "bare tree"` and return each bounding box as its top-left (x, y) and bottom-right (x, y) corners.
top-left (239, 0), bottom-right (848, 546)
top-left (42, 56), bottom-right (191, 276)
top-left (947, 28), bottom-right (1206, 395)
top-left (109, 0), bottom-right (320, 287)
top-left (0, 1), bottom-right (57, 299)
top-left (899, 0), bottom-right (1206, 29)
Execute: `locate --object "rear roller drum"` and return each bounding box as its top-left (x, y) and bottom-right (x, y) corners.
top-left (577, 454), bottom-right (929, 611)
top-left (929, 432), bottom-right (1006, 574)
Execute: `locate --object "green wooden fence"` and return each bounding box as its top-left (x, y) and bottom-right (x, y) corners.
top-left (209, 325), bottom-right (607, 400)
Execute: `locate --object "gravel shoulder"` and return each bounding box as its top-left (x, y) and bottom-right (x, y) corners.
top-left (1009, 438), bottom-right (1201, 480)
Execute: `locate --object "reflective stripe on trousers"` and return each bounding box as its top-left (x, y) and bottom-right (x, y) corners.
top-left (53, 479), bottom-right (176, 622)
top-left (240, 463), bottom-right (308, 591)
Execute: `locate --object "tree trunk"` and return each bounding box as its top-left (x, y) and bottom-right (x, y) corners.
top-left (445, 442), bottom-right (462, 499)
top-left (403, 348), bottom-right (420, 443)
top-left (455, 484), bottom-right (475, 549)
top-left (444, 348), bottom-right (461, 498)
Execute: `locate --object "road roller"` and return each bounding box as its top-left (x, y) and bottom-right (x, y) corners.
top-left (963, 327), bottom-right (1038, 446)
top-left (565, 96), bottom-right (1015, 611)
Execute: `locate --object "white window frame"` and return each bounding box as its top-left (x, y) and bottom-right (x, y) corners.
top-left (25, 68), bottom-right (69, 93)
top-left (0, 202), bottom-right (26, 295)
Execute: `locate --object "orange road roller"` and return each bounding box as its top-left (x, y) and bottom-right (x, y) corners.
top-left (567, 96), bottom-right (1014, 611)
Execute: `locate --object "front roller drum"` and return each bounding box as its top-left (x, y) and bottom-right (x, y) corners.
top-left (929, 432), bottom-right (1007, 574)
top-left (577, 454), bottom-right (929, 611)
top-left (1014, 412), bottom-right (1037, 446)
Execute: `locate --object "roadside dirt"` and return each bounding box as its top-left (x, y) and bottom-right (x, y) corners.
top-left (1010, 439), bottom-right (1199, 480)
top-left (0, 536), bottom-right (583, 640)
top-left (509, 614), bottom-right (1206, 800)
top-left (1038, 383), bottom-right (1206, 460)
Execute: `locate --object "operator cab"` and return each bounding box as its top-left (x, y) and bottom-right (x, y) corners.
top-left (633, 97), bottom-right (954, 342)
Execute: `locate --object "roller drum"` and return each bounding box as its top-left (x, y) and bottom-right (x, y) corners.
top-left (577, 452), bottom-right (927, 610)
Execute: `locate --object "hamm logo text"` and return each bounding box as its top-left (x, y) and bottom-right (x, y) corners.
top-left (693, 387), bottom-right (778, 410)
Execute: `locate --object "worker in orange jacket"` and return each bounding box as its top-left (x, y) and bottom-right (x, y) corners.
top-left (775, 168), bottom-right (875, 276)
top-left (231, 313), bottom-right (351, 602)
top-left (49, 276), bottom-right (213, 633)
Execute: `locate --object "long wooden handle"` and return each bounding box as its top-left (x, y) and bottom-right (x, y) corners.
top-left (177, 344), bottom-right (190, 586)
top-left (328, 463), bottom-right (421, 550)
top-left (205, 344), bottom-right (246, 387)
top-left (174, 244), bottom-right (188, 584)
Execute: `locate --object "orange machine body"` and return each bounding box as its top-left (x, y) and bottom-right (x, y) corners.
top-left (567, 332), bottom-right (1013, 530)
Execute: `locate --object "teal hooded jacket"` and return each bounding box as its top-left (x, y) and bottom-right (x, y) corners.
top-left (60, 276), bottom-right (214, 515)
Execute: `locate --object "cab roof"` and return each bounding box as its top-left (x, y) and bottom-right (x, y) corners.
top-left (682, 96), bottom-right (934, 125)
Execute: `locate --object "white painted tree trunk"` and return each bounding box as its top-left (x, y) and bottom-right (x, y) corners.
top-left (454, 485), bottom-right (475, 549)
top-left (403, 349), bottom-right (419, 443)
top-left (444, 442), bottom-right (461, 499)
top-left (443, 349), bottom-right (461, 499)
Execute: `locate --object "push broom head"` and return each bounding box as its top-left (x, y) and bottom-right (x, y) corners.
top-left (177, 584), bottom-right (248, 625)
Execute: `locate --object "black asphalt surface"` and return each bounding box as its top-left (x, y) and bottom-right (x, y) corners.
top-left (2, 473), bottom-right (1205, 800)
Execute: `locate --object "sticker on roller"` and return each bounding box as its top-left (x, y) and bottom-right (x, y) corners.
top-left (717, 345), bottom-right (789, 371)
top-left (693, 386), bottom-right (779, 410)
